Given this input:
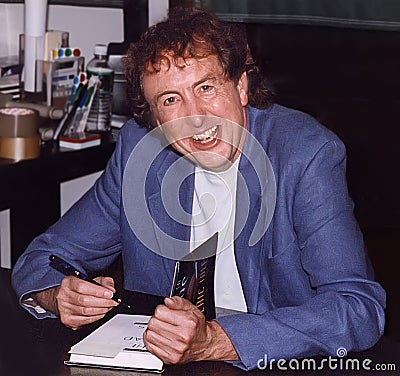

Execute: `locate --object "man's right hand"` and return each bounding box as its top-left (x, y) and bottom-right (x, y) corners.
top-left (32, 276), bottom-right (118, 329)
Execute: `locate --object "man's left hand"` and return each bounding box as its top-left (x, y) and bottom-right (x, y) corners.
top-left (143, 296), bottom-right (239, 364)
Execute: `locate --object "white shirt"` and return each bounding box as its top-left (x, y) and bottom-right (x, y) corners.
top-left (190, 158), bottom-right (247, 312)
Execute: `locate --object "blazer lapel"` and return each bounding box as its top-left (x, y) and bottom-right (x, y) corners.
top-left (235, 153), bottom-right (263, 314)
top-left (234, 115), bottom-right (276, 314)
top-left (147, 150), bottom-right (195, 263)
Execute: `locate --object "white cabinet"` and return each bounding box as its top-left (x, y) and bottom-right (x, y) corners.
top-left (60, 171), bottom-right (103, 216)
top-left (0, 208), bottom-right (11, 269)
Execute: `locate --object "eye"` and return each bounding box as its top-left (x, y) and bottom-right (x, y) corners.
top-left (196, 84), bottom-right (216, 97)
top-left (200, 85), bottom-right (212, 92)
top-left (163, 96), bottom-right (176, 106)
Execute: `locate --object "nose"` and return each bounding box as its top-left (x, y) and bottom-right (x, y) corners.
top-left (183, 99), bottom-right (206, 128)
top-left (190, 115), bottom-right (205, 128)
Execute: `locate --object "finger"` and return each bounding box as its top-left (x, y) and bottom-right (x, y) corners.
top-left (58, 288), bottom-right (118, 310)
top-left (60, 311), bottom-right (108, 330)
top-left (164, 296), bottom-right (197, 311)
top-left (75, 292), bottom-right (119, 309)
top-left (145, 340), bottom-right (177, 365)
top-left (59, 299), bottom-right (115, 316)
top-left (57, 279), bottom-right (118, 316)
top-left (56, 297), bottom-right (116, 326)
top-left (57, 296), bottom-right (114, 329)
top-left (152, 305), bottom-right (204, 334)
top-left (147, 315), bottom-right (183, 339)
top-left (64, 276), bottom-right (114, 299)
top-left (146, 316), bottom-right (200, 358)
top-left (145, 326), bottom-right (175, 348)
top-left (94, 276), bottom-right (116, 293)
top-left (144, 329), bottom-right (186, 365)
top-left (156, 300), bottom-right (203, 322)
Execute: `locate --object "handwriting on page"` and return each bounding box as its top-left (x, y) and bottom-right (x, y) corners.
top-left (123, 322), bottom-right (149, 352)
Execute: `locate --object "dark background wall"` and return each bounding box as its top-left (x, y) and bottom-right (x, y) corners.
top-left (245, 22), bottom-right (400, 341)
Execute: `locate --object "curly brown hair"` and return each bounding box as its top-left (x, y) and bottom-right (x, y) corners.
top-left (123, 7), bottom-right (272, 129)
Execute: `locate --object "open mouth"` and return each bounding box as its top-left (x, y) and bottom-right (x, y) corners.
top-left (192, 125), bottom-right (219, 144)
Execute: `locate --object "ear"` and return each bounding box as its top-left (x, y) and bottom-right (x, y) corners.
top-left (237, 72), bottom-right (249, 106)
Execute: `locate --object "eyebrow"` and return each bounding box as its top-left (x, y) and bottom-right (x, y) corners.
top-left (154, 74), bottom-right (218, 103)
top-left (193, 74), bottom-right (217, 88)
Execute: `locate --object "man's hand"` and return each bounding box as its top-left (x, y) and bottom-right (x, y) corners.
top-left (32, 276), bottom-right (118, 330)
top-left (143, 296), bottom-right (239, 364)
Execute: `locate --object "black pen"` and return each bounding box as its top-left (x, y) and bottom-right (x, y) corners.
top-left (49, 254), bottom-right (131, 309)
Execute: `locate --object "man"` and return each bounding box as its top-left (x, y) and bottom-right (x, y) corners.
top-left (12, 8), bottom-right (385, 371)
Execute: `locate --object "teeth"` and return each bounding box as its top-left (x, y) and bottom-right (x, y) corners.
top-left (193, 125), bottom-right (218, 144)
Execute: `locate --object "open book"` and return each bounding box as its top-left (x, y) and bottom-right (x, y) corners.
top-left (65, 314), bottom-right (164, 373)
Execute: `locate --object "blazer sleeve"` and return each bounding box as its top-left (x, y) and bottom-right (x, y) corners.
top-left (11, 132), bottom-right (125, 319)
top-left (216, 139), bottom-right (386, 370)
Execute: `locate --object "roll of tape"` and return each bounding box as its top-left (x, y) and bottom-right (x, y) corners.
top-left (0, 107), bottom-right (39, 138)
top-left (0, 134), bottom-right (41, 160)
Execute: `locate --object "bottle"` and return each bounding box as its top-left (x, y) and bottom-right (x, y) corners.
top-left (86, 44), bottom-right (114, 132)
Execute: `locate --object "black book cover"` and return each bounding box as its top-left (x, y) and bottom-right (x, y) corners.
top-left (170, 233), bottom-right (218, 321)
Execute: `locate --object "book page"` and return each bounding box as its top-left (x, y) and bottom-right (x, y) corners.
top-left (70, 314), bottom-right (150, 358)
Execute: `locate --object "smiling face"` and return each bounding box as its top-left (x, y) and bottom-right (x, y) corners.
top-left (142, 54), bottom-right (249, 172)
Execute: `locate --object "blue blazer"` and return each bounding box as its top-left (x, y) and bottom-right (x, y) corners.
top-left (12, 105), bottom-right (385, 370)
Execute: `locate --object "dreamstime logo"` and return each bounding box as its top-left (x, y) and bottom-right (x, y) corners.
top-left (336, 347), bottom-right (347, 357)
top-left (257, 347), bottom-right (397, 372)
top-left (122, 115), bottom-right (277, 260)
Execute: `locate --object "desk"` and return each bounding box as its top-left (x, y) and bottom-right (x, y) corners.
top-left (1, 268), bottom-right (399, 376)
